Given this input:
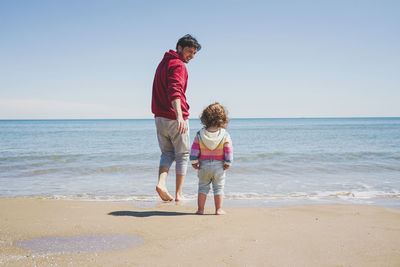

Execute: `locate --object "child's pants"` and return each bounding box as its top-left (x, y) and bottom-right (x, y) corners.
top-left (198, 160), bottom-right (226, 196)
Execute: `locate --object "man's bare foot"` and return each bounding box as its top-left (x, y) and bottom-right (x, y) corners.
top-left (216, 209), bottom-right (226, 215)
top-left (175, 193), bottom-right (185, 202)
top-left (156, 186), bottom-right (173, 201)
top-left (196, 209), bottom-right (204, 215)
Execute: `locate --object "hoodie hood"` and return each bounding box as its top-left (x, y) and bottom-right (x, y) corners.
top-left (199, 128), bottom-right (226, 150)
top-left (163, 49), bottom-right (184, 62)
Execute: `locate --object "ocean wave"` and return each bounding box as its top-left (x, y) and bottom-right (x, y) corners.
top-left (0, 153), bottom-right (159, 163)
top-left (241, 152), bottom-right (399, 162)
top-left (0, 164), bottom-right (158, 178)
top-left (18, 190), bottom-right (400, 202)
top-left (226, 190), bottom-right (400, 200)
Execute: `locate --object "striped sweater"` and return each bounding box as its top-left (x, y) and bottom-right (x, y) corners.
top-left (190, 128), bottom-right (233, 165)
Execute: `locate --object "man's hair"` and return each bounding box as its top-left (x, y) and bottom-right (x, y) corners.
top-left (176, 34), bottom-right (201, 51)
top-left (200, 102), bottom-right (229, 129)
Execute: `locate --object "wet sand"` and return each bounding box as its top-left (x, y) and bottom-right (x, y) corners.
top-left (1, 197), bottom-right (399, 266)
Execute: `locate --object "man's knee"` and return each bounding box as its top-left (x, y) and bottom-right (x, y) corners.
top-left (159, 166), bottom-right (169, 174)
top-left (175, 152), bottom-right (189, 175)
top-left (175, 152), bottom-right (189, 161)
top-left (160, 152), bottom-right (175, 168)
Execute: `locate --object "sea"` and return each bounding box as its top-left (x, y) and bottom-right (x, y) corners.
top-left (0, 118), bottom-right (399, 208)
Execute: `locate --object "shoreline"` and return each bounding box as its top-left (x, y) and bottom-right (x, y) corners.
top-left (2, 195), bottom-right (399, 210)
top-left (1, 197), bottom-right (400, 266)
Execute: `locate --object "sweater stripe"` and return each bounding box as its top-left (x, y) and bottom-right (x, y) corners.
top-left (190, 131), bottom-right (233, 165)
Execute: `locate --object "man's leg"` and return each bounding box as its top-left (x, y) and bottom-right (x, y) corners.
top-left (175, 174), bottom-right (185, 201)
top-left (175, 151), bottom-right (189, 201)
top-left (155, 117), bottom-right (175, 201)
top-left (172, 119), bottom-right (190, 201)
top-left (156, 166), bottom-right (173, 201)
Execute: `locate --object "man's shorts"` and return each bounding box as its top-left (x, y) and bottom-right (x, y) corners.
top-left (155, 117), bottom-right (190, 175)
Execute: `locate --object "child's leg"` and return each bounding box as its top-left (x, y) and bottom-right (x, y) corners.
top-left (197, 161), bottom-right (211, 215)
top-left (197, 193), bottom-right (207, 215)
top-left (214, 195), bottom-right (225, 215)
top-left (212, 163), bottom-right (226, 215)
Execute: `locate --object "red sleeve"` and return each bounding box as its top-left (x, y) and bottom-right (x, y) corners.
top-left (167, 62), bottom-right (186, 103)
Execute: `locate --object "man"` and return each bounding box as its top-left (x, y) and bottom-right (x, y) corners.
top-left (151, 34), bottom-right (201, 201)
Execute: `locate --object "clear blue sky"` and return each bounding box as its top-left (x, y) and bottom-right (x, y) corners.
top-left (1, 0), bottom-right (399, 119)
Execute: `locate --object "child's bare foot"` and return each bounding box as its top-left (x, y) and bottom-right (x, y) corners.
top-left (156, 186), bottom-right (173, 201)
top-left (216, 209), bottom-right (226, 215)
top-left (196, 209), bottom-right (204, 215)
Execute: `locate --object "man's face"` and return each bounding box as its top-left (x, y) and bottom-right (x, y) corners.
top-left (177, 46), bottom-right (197, 63)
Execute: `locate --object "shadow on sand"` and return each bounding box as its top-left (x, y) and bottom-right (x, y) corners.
top-left (108, 210), bottom-right (195, 217)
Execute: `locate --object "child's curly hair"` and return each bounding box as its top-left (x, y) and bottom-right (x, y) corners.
top-left (200, 102), bottom-right (229, 129)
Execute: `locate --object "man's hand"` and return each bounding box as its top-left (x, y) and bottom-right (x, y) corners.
top-left (171, 98), bottom-right (187, 134)
top-left (192, 163), bottom-right (200, 170)
top-left (223, 164), bottom-right (230, 171)
top-left (176, 116), bottom-right (187, 134)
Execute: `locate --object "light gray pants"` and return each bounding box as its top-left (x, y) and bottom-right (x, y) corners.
top-left (198, 160), bottom-right (226, 196)
top-left (155, 117), bottom-right (190, 175)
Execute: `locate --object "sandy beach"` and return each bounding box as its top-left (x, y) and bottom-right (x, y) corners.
top-left (0, 198), bottom-right (399, 266)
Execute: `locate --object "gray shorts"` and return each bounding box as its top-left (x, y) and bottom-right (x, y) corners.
top-left (198, 160), bottom-right (226, 196)
top-left (155, 117), bottom-right (190, 175)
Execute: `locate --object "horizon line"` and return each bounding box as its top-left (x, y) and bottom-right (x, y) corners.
top-left (1, 116), bottom-right (400, 121)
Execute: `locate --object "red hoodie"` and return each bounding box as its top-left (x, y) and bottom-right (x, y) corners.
top-left (151, 50), bottom-right (190, 120)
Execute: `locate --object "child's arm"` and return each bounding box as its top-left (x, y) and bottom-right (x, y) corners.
top-left (190, 134), bottom-right (201, 169)
top-left (223, 134), bottom-right (233, 170)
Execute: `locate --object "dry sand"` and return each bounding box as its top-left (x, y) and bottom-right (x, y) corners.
top-left (1, 197), bottom-right (399, 266)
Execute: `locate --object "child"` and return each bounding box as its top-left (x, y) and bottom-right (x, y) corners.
top-left (190, 103), bottom-right (233, 215)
